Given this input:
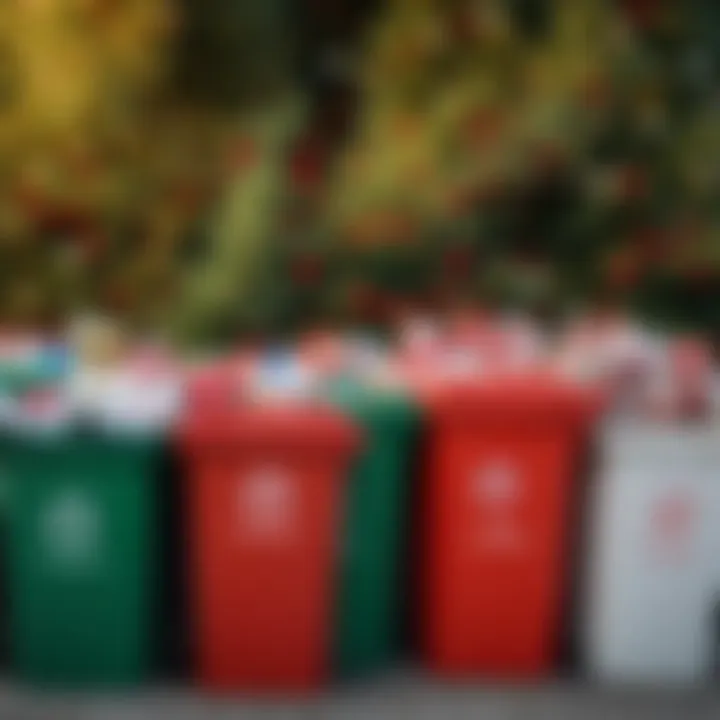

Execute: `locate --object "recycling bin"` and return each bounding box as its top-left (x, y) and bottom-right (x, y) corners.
top-left (326, 381), bottom-right (418, 676)
top-left (421, 376), bottom-right (596, 677)
top-left (583, 422), bottom-right (720, 685)
top-left (3, 430), bottom-right (161, 687)
top-left (0, 434), bottom-right (11, 667)
top-left (178, 404), bottom-right (359, 691)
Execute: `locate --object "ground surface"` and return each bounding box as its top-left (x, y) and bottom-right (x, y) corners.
top-left (0, 673), bottom-right (718, 720)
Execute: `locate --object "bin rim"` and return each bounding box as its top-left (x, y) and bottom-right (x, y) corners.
top-left (323, 380), bottom-right (419, 427)
top-left (0, 424), bottom-right (166, 451)
top-left (422, 374), bottom-right (603, 427)
top-left (176, 402), bottom-right (361, 455)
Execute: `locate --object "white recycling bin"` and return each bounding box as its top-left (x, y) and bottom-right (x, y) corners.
top-left (584, 422), bottom-right (720, 685)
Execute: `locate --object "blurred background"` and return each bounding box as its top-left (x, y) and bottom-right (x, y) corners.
top-left (2, 0), bottom-right (720, 344)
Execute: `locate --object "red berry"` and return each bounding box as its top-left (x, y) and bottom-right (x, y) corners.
top-left (291, 256), bottom-right (324, 286)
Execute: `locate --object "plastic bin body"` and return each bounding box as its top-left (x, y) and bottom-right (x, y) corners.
top-left (4, 433), bottom-right (159, 687)
top-left (0, 434), bottom-right (11, 666)
top-left (328, 383), bottom-right (417, 676)
top-left (584, 423), bottom-right (720, 685)
top-left (179, 406), bottom-right (357, 692)
top-left (422, 379), bottom-right (593, 677)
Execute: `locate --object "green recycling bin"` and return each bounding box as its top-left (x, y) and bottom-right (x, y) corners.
top-left (327, 380), bottom-right (418, 676)
top-left (0, 432), bottom-right (11, 667)
top-left (3, 429), bottom-right (160, 687)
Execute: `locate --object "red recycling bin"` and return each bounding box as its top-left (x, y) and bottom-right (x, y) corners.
top-left (421, 376), bottom-right (596, 677)
top-left (178, 405), bottom-right (359, 691)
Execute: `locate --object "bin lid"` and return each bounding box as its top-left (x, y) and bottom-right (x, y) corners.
top-left (177, 403), bottom-right (361, 455)
top-left (424, 374), bottom-right (601, 427)
top-left (324, 378), bottom-right (418, 430)
top-left (1, 424), bottom-right (163, 453)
